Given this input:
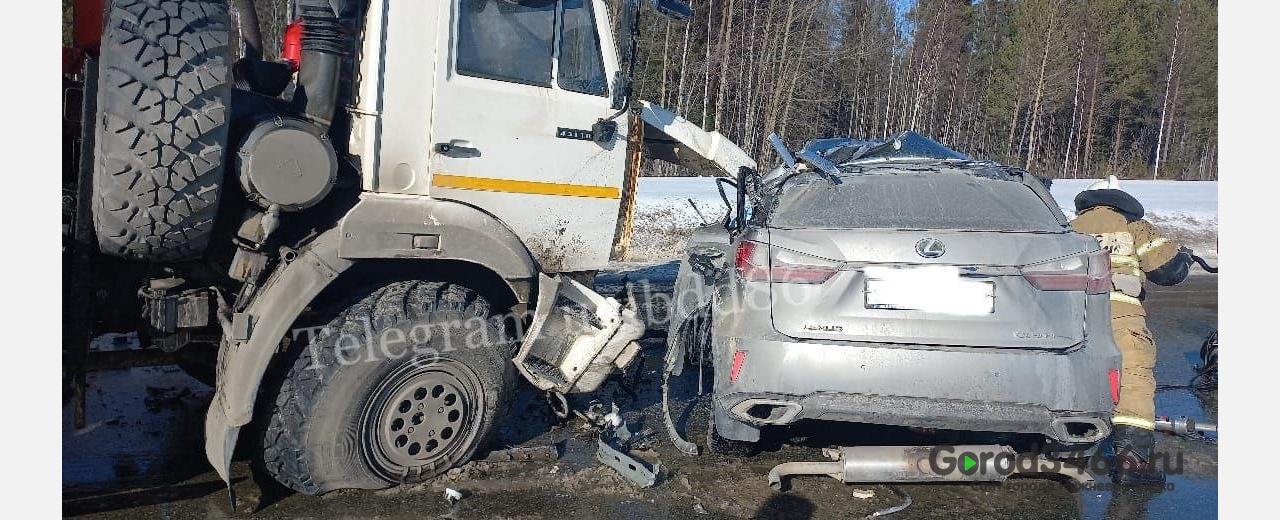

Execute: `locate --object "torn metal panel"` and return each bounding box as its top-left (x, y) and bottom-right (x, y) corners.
top-left (513, 274), bottom-right (644, 394)
top-left (597, 435), bottom-right (660, 488)
top-left (639, 101), bottom-right (755, 177)
top-left (595, 406), bottom-right (661, 488)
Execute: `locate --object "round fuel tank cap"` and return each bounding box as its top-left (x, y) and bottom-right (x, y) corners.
top-left (237, 117), bottom-right (337, 211)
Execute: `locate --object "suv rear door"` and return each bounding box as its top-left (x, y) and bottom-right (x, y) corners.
top-left (764, 168), bottom-right (1097, 350)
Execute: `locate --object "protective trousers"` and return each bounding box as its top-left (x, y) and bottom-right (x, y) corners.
top-left (1111, 307), bottom-right (1156, 430)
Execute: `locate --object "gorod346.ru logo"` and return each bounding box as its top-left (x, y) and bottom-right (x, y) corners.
top-left (928, 445), bottom-right (1184, 477)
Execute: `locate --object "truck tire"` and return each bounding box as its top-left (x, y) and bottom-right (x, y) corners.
top-left (258, 281), bottom-right (517, 494)
top-left (92, 0), bottom-right (231, 261)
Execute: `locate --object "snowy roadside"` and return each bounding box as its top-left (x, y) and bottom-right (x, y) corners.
top-left (628, 177), bottom-right (1218, 262)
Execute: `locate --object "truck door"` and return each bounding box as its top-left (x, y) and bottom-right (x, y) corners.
top-left (406, 0), bottom-right (625, 272)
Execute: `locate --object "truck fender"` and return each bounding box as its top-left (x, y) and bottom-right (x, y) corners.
top-left (205, 195), bottom-right (541, 484)
top-left (337, 194), bottom-right (539, 287)
top-left (205, 226), bottom-right (351, 485)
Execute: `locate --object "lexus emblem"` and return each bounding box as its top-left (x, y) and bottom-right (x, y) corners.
top-left (915, 238), bottom-right (945, 258)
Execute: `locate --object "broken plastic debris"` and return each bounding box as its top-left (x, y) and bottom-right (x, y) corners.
top-left (443, 488), bottom-right (463, 505)
top-left (850, 488), bottom-right (875, 500)
top-left (603, 403), bottom-right (624, 429)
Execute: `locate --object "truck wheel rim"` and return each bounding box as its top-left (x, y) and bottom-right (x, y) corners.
top-left (364, 358), bottom-right (480, 477)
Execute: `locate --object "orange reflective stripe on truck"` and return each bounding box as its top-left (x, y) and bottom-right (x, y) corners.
top-left (432, 173), bottom-right (621, 199)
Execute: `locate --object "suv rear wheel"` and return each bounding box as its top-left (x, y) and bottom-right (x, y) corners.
top-left (258, 281), bottom-right (516, 494)
top-left (92, 0), bottom-right (231, 261)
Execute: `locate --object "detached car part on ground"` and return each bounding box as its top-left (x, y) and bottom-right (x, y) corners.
top-left (664, 132), bottom-right (1123, 485)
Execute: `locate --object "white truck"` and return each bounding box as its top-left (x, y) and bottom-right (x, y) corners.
top-left (62, 0), bottom-right (753, 495)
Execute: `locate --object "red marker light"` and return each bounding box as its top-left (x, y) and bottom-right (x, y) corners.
top-left (281, 18), bottom-right (304, 71)
top-left (729, 350), bottom-right (747, 384)
top-left (1108, 369), bottom-right (1120, 405)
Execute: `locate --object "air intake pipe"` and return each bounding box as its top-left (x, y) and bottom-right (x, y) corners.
top-left (292, 0), bottom-right (348, 131)
top-left (230, 0), bottom-right (264, 60)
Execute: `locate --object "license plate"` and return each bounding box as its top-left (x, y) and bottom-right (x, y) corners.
top-left (864, 266), bottom-right (995, 315)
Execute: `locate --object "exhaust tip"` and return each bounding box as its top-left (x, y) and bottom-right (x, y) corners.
top-left (730, 399), bottom-right (802, 425)
top-left (1051, 416), bottom-right (1109, 443)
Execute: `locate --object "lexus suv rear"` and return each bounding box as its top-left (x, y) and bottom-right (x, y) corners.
top-left (668, 132), bottom-right (1122, 451)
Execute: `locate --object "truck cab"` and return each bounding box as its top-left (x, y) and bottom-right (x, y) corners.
top-left (353, 0), bottom-right (628, 270)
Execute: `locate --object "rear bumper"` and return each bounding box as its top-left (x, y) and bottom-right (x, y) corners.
top-left (714, 335), bottom-right (1119, 445)
top-left (718, 391), bottom-right (1110, 444)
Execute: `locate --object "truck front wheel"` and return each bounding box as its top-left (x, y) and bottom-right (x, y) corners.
top-left (257, 281), bottom-right (516, 494)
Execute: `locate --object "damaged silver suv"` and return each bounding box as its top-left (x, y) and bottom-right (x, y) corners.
top-left (665, 132), bottom-right (1121, 454)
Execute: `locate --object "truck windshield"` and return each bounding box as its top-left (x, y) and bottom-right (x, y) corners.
top-left (768, 169), bottom-right (1066, 232)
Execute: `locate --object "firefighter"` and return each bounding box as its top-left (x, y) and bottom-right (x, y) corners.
top-left (1070, 175), bottom-right (1192, 484)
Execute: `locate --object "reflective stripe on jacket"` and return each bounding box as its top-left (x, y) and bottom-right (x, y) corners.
top-left (1069, 205), bottom-right (1180, 314)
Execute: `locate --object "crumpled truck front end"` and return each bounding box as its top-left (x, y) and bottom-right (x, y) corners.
top-left (514, 274), bottom-right (644, 395)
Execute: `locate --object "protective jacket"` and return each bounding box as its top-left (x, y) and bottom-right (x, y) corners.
top-left (1070, 188), bottom-right (1189, 316)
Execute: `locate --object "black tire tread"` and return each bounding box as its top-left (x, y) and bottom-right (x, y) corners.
top-left (92, 0), bottom-right (230, 261)
top-left (259, 281), bottom-right (515, 495)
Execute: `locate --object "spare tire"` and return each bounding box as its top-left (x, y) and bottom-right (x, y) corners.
top-left (92, 0), bottom-right (231, 262)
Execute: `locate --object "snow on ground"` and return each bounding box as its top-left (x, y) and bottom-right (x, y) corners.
top-left (628, 177), bottom-right (1217, 261)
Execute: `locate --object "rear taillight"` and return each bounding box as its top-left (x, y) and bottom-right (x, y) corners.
top-left (1022, 250), bottom-right (1111, 294)
top-left (735, 241), bottom-right (839, 284)
top-left (735, 240), bottom-right (770, 281)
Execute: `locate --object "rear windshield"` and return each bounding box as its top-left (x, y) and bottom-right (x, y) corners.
top-left (768, 169), bottom-right (1065, 232)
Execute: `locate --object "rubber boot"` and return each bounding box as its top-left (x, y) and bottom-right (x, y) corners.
top-left (1110, 425), bottom-right (1166, 485)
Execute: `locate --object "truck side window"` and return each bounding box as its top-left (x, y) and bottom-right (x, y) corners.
top-left (456, 0), bottom-right (555, 87)
top-left (557, 0), bottom-right (608, 96)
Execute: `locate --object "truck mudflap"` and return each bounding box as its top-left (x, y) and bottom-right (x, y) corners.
top-left (514, 274), bottom-right (644, 394)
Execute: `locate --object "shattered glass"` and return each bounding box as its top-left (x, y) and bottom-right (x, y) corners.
top-left (800, 131), bottom-right (970, 167)
top-left (767, 168), bottom-right (1066, 232)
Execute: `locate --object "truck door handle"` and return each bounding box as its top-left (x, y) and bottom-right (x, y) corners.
top-left (435, 141), bottom-right (481, 158)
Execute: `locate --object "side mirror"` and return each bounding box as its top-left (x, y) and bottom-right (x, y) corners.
top-left (654, 0), bottom-right (692, 21)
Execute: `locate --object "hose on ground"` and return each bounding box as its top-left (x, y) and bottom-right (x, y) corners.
top-left (866, 486), bottom-right (912, 519)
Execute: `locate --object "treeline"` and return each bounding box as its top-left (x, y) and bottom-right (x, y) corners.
top-left (630, 0), bottom-right (1217, 180)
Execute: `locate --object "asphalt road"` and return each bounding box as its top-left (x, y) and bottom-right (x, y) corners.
top-left (63, 265), bottom-right (1217, 519)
